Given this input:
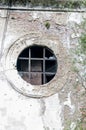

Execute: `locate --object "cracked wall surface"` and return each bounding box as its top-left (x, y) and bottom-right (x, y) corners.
top-left (0, 9), bottom-right (86, 130)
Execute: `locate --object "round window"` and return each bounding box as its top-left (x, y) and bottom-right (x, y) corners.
top-left (17, 45), bottom-right (57, 85)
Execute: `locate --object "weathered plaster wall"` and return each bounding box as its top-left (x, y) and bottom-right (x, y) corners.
top-left (0, 10), bottom-right (86, 130)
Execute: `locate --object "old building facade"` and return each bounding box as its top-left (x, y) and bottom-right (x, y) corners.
top-left (0, 1), bottom-right (86, 130)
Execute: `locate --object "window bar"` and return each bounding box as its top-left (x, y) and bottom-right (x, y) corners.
top-left (43, 48), bottom-right (45, 84)
top-left (28, 48), bottom-right (31, 82)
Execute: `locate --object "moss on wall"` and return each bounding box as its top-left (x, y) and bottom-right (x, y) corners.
top-left (0, 0), bottom-right (86, 9)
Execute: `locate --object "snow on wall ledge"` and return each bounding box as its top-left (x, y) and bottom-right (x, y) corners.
top-left (0, 9), bottom-right (86, 130)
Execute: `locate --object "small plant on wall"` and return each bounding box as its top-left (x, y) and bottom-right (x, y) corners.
top-left (44, 21), bottom-right (50, 29)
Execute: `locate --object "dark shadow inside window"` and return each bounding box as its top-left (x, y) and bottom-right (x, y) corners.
top-left (31, 46), bottom-right (43, 58)
top-left (19, 48), bottom-right (29, 58)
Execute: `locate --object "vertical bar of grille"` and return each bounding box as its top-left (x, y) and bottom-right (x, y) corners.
top-left (29, 48), bottom-right (31, 82)
top-left (43, 48), bottom-right (45, 84)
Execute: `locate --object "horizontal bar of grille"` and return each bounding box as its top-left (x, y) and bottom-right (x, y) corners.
top-left (19, 71), bottom-right (56, 75)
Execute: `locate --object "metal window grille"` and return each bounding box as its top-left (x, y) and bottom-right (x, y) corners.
top-left (17, 45), bottom-right (57, 85)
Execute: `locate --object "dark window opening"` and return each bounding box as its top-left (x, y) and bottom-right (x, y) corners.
top-left (17, 59), bottom-right (28, 72)
top-left (45, 60), bottom-right (57, 73)
top-left (45, 48), bottom-right (53, 58)
top-left (31, 46), bottom-right (43, 58)
top-left (19, 48), bottom-right (29, 58)
top-left (45, 74), bottom-right (55, 83)
top-left (17, 45), bottom-right (57, 85)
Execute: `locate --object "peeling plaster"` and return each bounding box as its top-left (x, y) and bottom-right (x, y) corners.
top-left (0, 80), bottom-right (44, 130)
top-left (40, 94), bottom-right (64, 130)
top-left (70, 122), bottom-right (76, 130)
top-left (67, 13), bottom-right (83, 24)
top-left (64, 92), bottom-right (75, 114)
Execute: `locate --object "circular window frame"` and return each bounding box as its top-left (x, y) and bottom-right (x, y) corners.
top-left (3, 33), bottom-right (68, 98)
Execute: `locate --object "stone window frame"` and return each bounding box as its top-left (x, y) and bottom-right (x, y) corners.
top-left (3, 32), bottom-right (68, 98)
